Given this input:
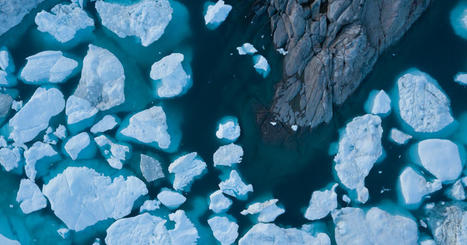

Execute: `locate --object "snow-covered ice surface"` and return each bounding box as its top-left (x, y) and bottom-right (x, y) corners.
top-left (94, 135), bottom-right (130, 169)
top-left (305, 184), bottom-right (338, 221)
top-left (240, 199), bottom-right (285, 222)
top-left (24, 141), bottom-right (59, 180)
top-left (208, 216), bottom-right (238, 245)
top-left (16, 178), bottom-right (47, 214)
top-left (204, 0), bottom-right (232, 29)
top-left (65, 95), bottom-right (98, 125)
top-left (216, 117), bottom-right (241, 141)
top-left (209, 190), bottom-right (232, 213)
top-left (237, 43), bottom-right (257, 55)
top-left (139, 199), bottom-right (160, 213)
top-left (157, 188), bottom-right (186, 209)
top-left (90, 115), bottom-right (118, 134)
top-left (168, 152), bottom-right (207, 191)
top-left (0, 147), bottom-right (22, 172)
top-left (20, 51), bottom-right (78, 84)
top-left (252, 55), bottom-right (270, 78)
top-left (150, 53), bottom-right (191, 98)
top-left (389, 128), bottom-right (412, 145)
top-left (64, 132), bottom-right (93, 160)
top-left (213, 143), bottom-right (243, 167)
top-left (219, 170), bottom-right (253, 200)
top-left (0, 0), bottom-right (45, 36)
top-left (398, 167), bottom-right (442, 207)
top-left (364, 90), bottom-right (391, 116)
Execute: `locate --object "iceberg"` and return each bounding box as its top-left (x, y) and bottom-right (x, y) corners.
top-left (0, 70), bottom-right (17, 87)
top-left (95, 0), bottom-right (173, 47)
top-left (16, 178), bottom-right (47, 214)
top-left (90, 115), bottom-right (118, 134)
top-left (24, 141), bottom-right (59, 180)
top-left (57, 228), bottom-right (69, 239)
top-left (150, 53), bottom-right (191, 98)
top-left (73, 44), bottom-right (125, 111)
top-left (139, 199), bottom-right (160, 213)
top-left (219, 170), bottom-right (253, 200)
top-left (398, 167), bottom-right (442, 207)
top-left (397, 69), bottom-right (454, 133)
top-left (252, 55), bottom-right (270, 78)
top-left (216, 117), bottom-right (240, 142)
top-left (334, 114), bottom-right (383, 203)
top-left (35, 3), bottom-right (94, 43)
top-left (157, 188), bottom-right (186, 209)
top-left (237, 43), bottom-right (257, 55)
top-left (208, 216), bottom-right (238, 245)
top-left (0, 0), bottom-right (45, 36)
top-left (239, 223), bottom-right (330, 245)
top-left (240, 199), bottom-right (285, 223)
top-left (209, 190), bottom-right (232, 213)
top-left (53, 124), bottom-right (67, 139)
top-left (0, 234), bottom-right (20, 245)
top-left (168, 210), bottom-right (199, 245)
top-left (450, 2), bottom-right (467, 40)
top-left (168, 152), bottom-right (207, 191)
top-left (446, 179), bottom-right (466, 201)
top-left (140, 154), bottom-right (165, 183)
top-left (389, 128), bottom-right (412, 145)
top-left (119, 106), bottom-right (171, 150)
top-left (65, 95), bottom-right (98, 125)
top-left (304, 183), bottom-right (338, 221)
top-left (20, 51), bottom-right (78, 84)
top-left (454, 72), bottom-right (467, 85)
top-left (0, 147), bottom-right (22, 172)
top-left (94, 135), bottom-right (130, 169)
top-left (364, 90), bottom-right (391, 116)
top-left (9, 87), bottom-right (65, 144)
top-left (64, 132), bottom-right (95, 160)
top-left (0, 47), bottom-right (15, 73)
top-left (42, 166), bottom-right (148, 231)
top-left (417, 139), bottom-right (463, 182)
top-left (204, 0), bottom-right (232, 29)
top-left (213, 143), bottom-right (243, 167)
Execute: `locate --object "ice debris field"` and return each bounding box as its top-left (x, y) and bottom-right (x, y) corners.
top-left (0, 0), bottom-right (466, 244)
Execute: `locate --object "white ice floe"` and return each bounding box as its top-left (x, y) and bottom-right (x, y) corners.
top-left (139, 199), bottom-right (161, 213)
top-left (239, 223), bottom-right (331, 245)
top-left (398, 167), bottom-right (442, 206)
top-left (9, 87), bottom-right (65, 144)
top-left (24, 142), bottom-right (59, 180)
top-left (35, 3), bottom-right (94, 43)
top-left (140, 154), bottom-right (165, 183)
top-left (291, 125), bottom-right (298, 131)
top-left (64, 132), bottom-right (92, 160)
top-left (65, 95), bottom-right (98, 125)
top-left (204, 0), bottom-right (232, 29)
top-left (209, 190), bottom-right (232, 213)
top-left (20, 51), bottom-right (78, 84)
top-left (168, 152), bottom-right (207, 191)
top-left (304, 183), bottom-right (338, 221)
top-left (208, 216), bottom-right (239, 245)
top-left (94, 135), bottom-right (130, 169)
top-left (0, 70), bottom-right (17, 87)
top-left (43, 166), bottom-right (148, 231)
top-left (90, 115), bottom-right (118, 134)
top-left (397, 69), bottom-right (454, 133)
top-left (417, 139), bottom-right (463, 182)
top-left (168, 210), bottom-right (199, 245)
top-left (95, 0), bottom-right (172, 47)
top-left (446, 179), bottom-right (465, 201)
top-left (213, 143), bottom-right (243, 167)
top-left (16, 178), bottom-right (47, 214)
top-left (389, 128), bottom-right (412, 145)
top-left (120, 106), bottom-right (171, 150)
top-left (150, 53), bottom-right (191, 98)
top-left (0, 147), bottom-right (22, 172)
top-left (219, 170), bottom-right (253, 199)
top-left (334, 114), bottom-right (383, 203)
top-left (0, 0), bottom-right (45, 36)
top-left (53, 124), bottom-right (67, 139)
top-left (241, 199), bottom-right (285, 223)
top-left (157, 188), bottom-right (186, 209)
top-left (0, 47), bottom-right (15, 73)
top-left (454, 72), bottom-right (467, 85)
top-left (365, 90), bottom-right (391, 116)
top-left (253, 55), bottom-right (270, 78)
top-left (0, 234), bottom-right (20, 245)
top-left (216, 117), bottom-right (240, 141)
top-left (73, 44), bottom-right (125, 111)
top-left (332, 207), bottom-right (418, 245)
top-left (11, 100), bottom-right (22, 111)
top-left (237, 43), bottom-right (257, 55)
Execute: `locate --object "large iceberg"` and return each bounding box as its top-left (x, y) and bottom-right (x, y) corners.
top-left (140, 154), bottom-right (165, 183)
top-left (168, 152), bottom-right (207, 191)
top-left (204, 0), bottom-right (232, 29)
top-left (16, 178), bottom-right (47, 214)
top-left (65, 95), bottom-right (98, 125)
top-left (94, 135), bottom-right (130, 169)
top-left (397, 69), bottom-right (454, 133)
top-left (42, 166), bottom-right (148, 231)
top-left (20, 51), bottom-right (78, 84)
top-left (9, 87), bottom-right (65, 144)
top-left (398, 167), bottom-right (442, 207)
top-left (0, 0), bottom-right (45, 36)
top-left (304, 183), bottom-right (338, 221)
top-left (35, 3), bottom-right (94, 43)
top-left (73, 44), bottom-right (125, 111)
top-left (24, 141), bottom-right (59, 180)
top-left (219, 170), bottom-right (253, 200)
top-left (213, 143), bottom-right (243, 167)
top-left (209, 190), bottom-right (232, 213)
top-left (208, 216), bottom-right (238, 245)
top-left (364, 90), bottom-right (391, 116)
top-left (150, 53), bottom-right (191, 98)
top-left (95, 0), bottom-right (173, 47)
top-left (239, 223), bottom-right (330, 245)
top-left (240, 199), bottom-right (285, 223)
top-left (157, 188), bottom-right (186, 209)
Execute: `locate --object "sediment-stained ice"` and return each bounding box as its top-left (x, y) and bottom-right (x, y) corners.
top-left (16, 178), bottom-right (47, 214)
top-left (168, 152), bottom-right (206, 191)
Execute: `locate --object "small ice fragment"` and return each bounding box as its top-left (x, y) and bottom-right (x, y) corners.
top-left (252, 55), bottom-right (270, 78)
top-left (276, 48), bottom-right (288, 55)
top-left (365, 90), bottom-right (391, 116)
top-left (24, 142), bottom-right (59, 180)
top-left (237, 43), bottom-right (257, 55)
top-left (64, 132), bottom-right (93, 160)
top-left (204, 0), bottom-right (232, 29)
top-left (389, 128), bottom-right (412, 145)
top-left (454, 72), bottom-right (467, 85)
top-left (0, 147), bottom-right (22, 172)
top-left (241, 199), bottom-right (285, 223)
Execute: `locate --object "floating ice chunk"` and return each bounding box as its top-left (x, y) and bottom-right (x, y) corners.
top-left (252, 55), bottom-right (270, 78)
top-left (57, 228), bottom-right (69, 239)
top-left (168, 210), bottom-right (199, 245)
top-left (209, 190), bottom-right (232, 213)
top-left (213, 143), bottom-right (243, 167)
top-left (120, 106), bottom-right (171, 149)
top-left (276, 48), bottom-right (288, 55)
top-left (204, 0), bottom-right (232, 29)
top-left (0, 234), bottom-right (20, 245)
top-left (65, 95), bottom-right (98, 125)
top-left (168, 152), bottom-right (207, 191)
top-left (16, 178), bottom-right (47, 214)
top-left (332, 207), bottom-right (418, 245)
top-left (450, 2), bottom-right (467, 39)
top-left (95, 0), bottom-right (173, 46)
top-left (0, 94), bottom-right (13, 118)
top-left (20, 51), bottom-right (78, 84)
top-left (35, 3), bottom-right (94, 43)
top-left (90, 115), bottom-right (118, 134)
top-left (208, 216), bottom-right (239, 245)
top-left (0, 147), bottom-right (21, 172)
top-left (94, 135), bottom-right (130, 169)
top-left (454, 72), bottom-right (467, 85)
top-left (24, 142), bottom-right (59, 180)
top-left (150, 53), bottom-right (191, 98)
top-left (417, 139), bottom-right (463, 182)
top-left (239, 223), bottom-right (330, 245)
top-left (305, 184), bottom-right (338, 221)
top-left (157, 188), bottom-right (186, 209)
top-left (9, 87), bottom-right (65, 144)
top-left (291, 124), bottom-right (298, 131)
top-left (74, 45), bottom-right (125, 111)
top-left (446, 179), bottom-right (466, 201)
top-left (105, 213), bottom-right (170, 245)
top-left (389, 128), bottom-right (412, 145)
top-left (236, 43), bottom-right (257, 55)
top-left (0, 0), bottom-right (45, 36)
top-left (334, 114), bottom-right (383, 203)
top-left (398, 167), bottom-right (442, 206)
top-left (219, 170), bottom-right (253, 199)
top-left (64, 132), bottom-right (94, 160)
top-left (397, 69), bottom-right (454, 133)
top-left (216, 117), bottom-right (240, 141)
top-left (43, 166), bottom-right (147, 231)
top-left (365, 90), bottom-right (391, 116)
top-left (0, 70), bottom-right (17, 87)
top-left (0, 47), bottom-right (15, 73)
top-left (139, 199), bottom-right (161, 213)
top-left (140, 154), bottom-right (165, 183)
top-left (241, 199), bottom-right (285, 223)
top-left (53, 124), bottom-right (67, 139)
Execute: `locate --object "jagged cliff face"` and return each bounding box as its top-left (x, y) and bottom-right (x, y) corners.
top-left (263, 0), bottom-right (431, 131)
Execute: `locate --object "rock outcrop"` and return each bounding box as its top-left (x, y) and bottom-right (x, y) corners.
top-left (259, 0), bottom-right (431, 133)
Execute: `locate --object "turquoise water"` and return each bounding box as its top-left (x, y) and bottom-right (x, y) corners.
top-left (0, 0), bottom-right (466, 243)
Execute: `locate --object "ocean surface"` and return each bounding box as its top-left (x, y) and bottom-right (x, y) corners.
top-left (0, 0), bottom-right (465, 244)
